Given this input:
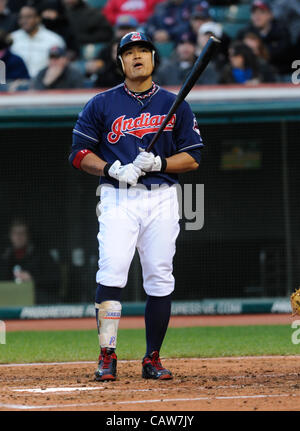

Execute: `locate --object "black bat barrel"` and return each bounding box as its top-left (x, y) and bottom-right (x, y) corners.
top-left (146, 36), bottom-right (221, 153)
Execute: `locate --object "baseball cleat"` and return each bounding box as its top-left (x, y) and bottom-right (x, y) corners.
top-left (142, 351), bottom-right (173, 380)
top-left (94, 348), bottom-right (117, 381)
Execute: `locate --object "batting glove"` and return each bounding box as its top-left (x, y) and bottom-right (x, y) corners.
top-left (104, 160), bottom-right (145, 186)
top-left (133, 149), bottom-right (166, 172)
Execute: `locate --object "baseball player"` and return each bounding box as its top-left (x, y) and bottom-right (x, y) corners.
top-left (69, 32), bottom-right (203, 381)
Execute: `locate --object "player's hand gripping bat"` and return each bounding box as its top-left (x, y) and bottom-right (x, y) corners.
top-left (146, 36), bottom-right (221, 153)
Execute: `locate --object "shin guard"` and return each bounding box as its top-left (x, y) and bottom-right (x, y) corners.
top-left (95, 300), bottom-right (122, 349)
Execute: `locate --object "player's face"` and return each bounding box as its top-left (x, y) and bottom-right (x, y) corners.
top-left (121, 45), bottom-right (153, 81)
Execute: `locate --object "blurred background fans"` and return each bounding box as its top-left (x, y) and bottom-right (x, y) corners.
top-left (0, 0), bottom-right (299, 307)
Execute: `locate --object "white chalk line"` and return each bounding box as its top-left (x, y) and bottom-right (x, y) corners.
top-left (12, 387), bottom-right (103, 393)
top-left (1, 355), bottom-right (300, 368)
top-left (0, 393), bottom-right (299, 410)
top-left (8, 377), bottom-right (298, 395)
top-left (11, 387), bottom-right (154, 394)
top-left (8, 385), bottom-right (249, 395)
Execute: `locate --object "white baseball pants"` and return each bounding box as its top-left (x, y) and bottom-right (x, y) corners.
top-left (96, 184), bottom-right (180, 296)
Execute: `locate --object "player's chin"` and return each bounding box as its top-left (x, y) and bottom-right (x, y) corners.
top-left (132, 68), bottom-right (146, 77)
top-left (132, 66), bottom-right (151, 77)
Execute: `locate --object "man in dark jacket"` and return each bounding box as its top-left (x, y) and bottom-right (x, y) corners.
top-left (40, 0), bottom-right (80, 60)
top-left (0, 0), bottom-right (18, 32)
top-left (145, 0), bottom-right (199, 43)
top-left (0, 29), bottom-right (30, 83)
top-left (62, 0), bottom-right (113, 45)
top-left (155, 32), bottom-right (218, 85)
top-left (32, 45), bottom-right (84, 89)
top-left (93, 38), bottom-right (123, 88)
top-left (237, 0), bottom-right (293, 78)
top-left (0, 219), bottom-right (61, 304)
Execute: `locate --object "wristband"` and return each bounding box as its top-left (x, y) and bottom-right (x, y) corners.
top-left (73, 149), bottom-right (92, 170)
top-left (160, 158), bottom-right (167, 172)
top-left (103, 163), bottom-right (112, 178)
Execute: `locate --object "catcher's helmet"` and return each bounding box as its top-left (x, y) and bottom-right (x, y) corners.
top-left (116, 32), bottom-right (159, 74)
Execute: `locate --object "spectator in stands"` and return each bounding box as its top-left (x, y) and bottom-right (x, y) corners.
top-left (0, 219), bottom-right (61, 304)
top-left (155, 33), bottom-right (218, 86)
top-left (62, 0), bottom-right (113, 45)
top-left (85, 15), bottom-right (138, 77)
top-left (40, 0), bottom-right (79, 60)
top-left (102, 0), bottom-right (162, 26)
top-left (242, 32), bottom-right (278, 82)
top-left (145, 0), bottom-right (199, 44)
top-left (0, 0), bottom-right (18, 32)
top-left (188, 2), bottom-right (211, 43)
top-left (7, 0), bottom-right (28, 13)
top-left (219, 41), bottom-right (277, 84)
top-left (272, 0), bottom-right (300, 65)
top-left (31, 45), bottom-right (84, 89)
top-left (197, 21), bottom-right (228, 69)
top-left (10, 3), bottom-right (65, 78)
top-left (237, 0), bottom-right (293, 80)
top-left (188, 3), bottom-right (230, 62)
top-left (242, 31), bottom-right (269, 63)
top-left (0, 28), bottom-right (30, 89)
top-left (92, 37), bottom-right (123, 88)
top-left (208, 0), bottom-right (239, 4)
top-left (272, 0), bottom-right (300, 45)
top-left (114, 14), bottom-right (138, 39)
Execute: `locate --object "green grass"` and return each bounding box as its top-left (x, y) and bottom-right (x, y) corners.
top-left (1, 325), bottom-right (300, 364)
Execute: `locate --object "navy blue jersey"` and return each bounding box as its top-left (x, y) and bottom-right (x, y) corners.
top-left (69, 83), bottom-right (204, 188)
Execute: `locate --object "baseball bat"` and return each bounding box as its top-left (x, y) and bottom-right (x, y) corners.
top-left (146, 36), bottom-right (221, 153)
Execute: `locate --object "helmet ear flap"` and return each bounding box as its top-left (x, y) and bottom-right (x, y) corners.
top-left (118, 55), bottom-right (125, 74)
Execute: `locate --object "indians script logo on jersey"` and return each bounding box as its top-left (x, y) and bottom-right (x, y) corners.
top-left (107, 113), bottom-right (176, 144)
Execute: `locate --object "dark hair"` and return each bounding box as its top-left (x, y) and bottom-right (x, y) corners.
top-left (40, 0), bottom-right (66, 15)
top-left (9, 218), bottom-right (30, 232)
top-left (243, 31), bottom-right (270, 61)
top-left (22, 0), bottom-right (43, 15)
top-left (0, 29), bottom-right (13, 49)
top-left (229, 41), bottom-right (259, 73)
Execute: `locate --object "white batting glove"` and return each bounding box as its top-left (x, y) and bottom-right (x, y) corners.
top-left (106, 160), bottom-right (145, 186)
top-left (133, 150), bottom-right (162, 172)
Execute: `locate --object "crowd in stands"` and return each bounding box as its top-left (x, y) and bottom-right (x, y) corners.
top-left (0, 0), bottom-right (299, 91)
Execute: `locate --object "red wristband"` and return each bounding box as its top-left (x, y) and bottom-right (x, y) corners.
top-left (73, 149), bottom-right (92, 169)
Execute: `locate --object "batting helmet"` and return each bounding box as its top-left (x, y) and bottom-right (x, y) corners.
top-left (116, 32), bottom-right (159, 74)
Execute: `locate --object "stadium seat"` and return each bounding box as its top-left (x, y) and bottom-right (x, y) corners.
top-left (209, 6), bottom-right (229, 23)
top-left (226, 4), bottom-right (251, 22)
top-left (210, 4), bottom-right (251, 24)
top-left (72, 60), bottom-right (86, 75)
top-left (80, 43), bottom-right (106, 61)
top-left (222, 22), bottom-right (247, 38)
top-left (83, 79), bottom-right (94, 88)
top-left (86, 0), bottom-right (107, 8)
top-left (155, 41), bottom-right (175, 58)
